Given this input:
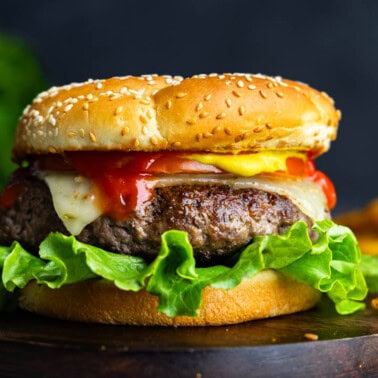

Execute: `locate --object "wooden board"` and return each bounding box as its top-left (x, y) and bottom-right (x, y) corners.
top-left (0, 296), bottom-right (376, 377)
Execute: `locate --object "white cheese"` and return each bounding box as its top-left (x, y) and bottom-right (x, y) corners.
top-left (43, 172), bottom-right (102, 235)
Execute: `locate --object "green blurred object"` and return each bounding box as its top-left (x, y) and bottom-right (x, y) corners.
top-left (0, 34), bottom-right (47, 188)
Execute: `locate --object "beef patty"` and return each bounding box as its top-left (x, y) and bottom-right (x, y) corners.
top-left (0, 176), bottom-right (312, 265)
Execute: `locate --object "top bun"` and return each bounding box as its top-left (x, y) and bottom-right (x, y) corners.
top-left (13, 73), bottom-right (340, 160)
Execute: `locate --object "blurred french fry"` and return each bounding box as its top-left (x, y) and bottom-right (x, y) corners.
top-left (336, 199), bottom-right (378, 256)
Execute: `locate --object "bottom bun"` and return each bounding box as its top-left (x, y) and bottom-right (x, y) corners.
top-left (18, 269), bottom-right (321, 326)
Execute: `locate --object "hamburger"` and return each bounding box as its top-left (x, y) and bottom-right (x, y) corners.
top-left (0, 73), bottom-right (372, 325)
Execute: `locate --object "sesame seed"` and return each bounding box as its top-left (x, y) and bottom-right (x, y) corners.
top-left (147, 109), bottom-right (154, 119)
top-left (48, 146), bottom-right (57, 153)
top-left (216, 112), bottom-right (226, 120)
top-left (259, 90), bottom-right (267, 99)
top-left (48, 115), bottom-right (56, 126)
top-left (64, 104), bottom-right (73, 112)
top-left (196, 102), bottom-right (203, 112)
top-left (95, 82), bottom-right (103, 89)
top-left (140, 115), bottom-right (148, 124)
top-left (142, 126), bottom-right (148, 135)
top-left (203, 132), bottom-right (213, 138)
top-left (133, 138), bottom-right (140, 147)
top-left (83, 103), bottom-right (89, 111)
top-left (79, 128), bottom-right (85, 138)
top-left (166, 100), bottom-right (172, 109)
top-left (254, 126), bottom-right (263, 133)
top-left (224, 127), bottom-right (232, 135)
top-left (245, 75), bottom-right (253, 82)
top-left (266, 82), bottom-right (274, 89)
top-left (121, 127), bottom-right (129, 135)
top-left (248, 85), bottom-right (256, 90)
top-left (68, 132), bottom-right (77, 138)
top-left (199, 111), bottom-right (209, 119)
top-left (276, 91), bottom-right (284, 98)
top-left (87, 94), bottom-right (93, 100)
top-left (186, 118), bottom-right (196, 125)
top-left (89, 132), bottom-right (97, 143)
top-left (225, 98), bottom-right (232, 108)
top-left (238, 105), bottom-right (245, 116)
top-left (115, 106), bottom-right (123, 115)
top-left (232, 90), bottom-right (241, 98)
top-left (56, 101), bottom-right (63, 107)
top-left (236, 80), bottom-right (244, 88)
top-left (265, 123), bottom-right (273, 129)
top-left (150, 136), bottom-right (159, 146)
top-left (195, 133), bottom-right (202, 142)
top-left (234, 133), bottom-right (246, 142)
top-left (212, 125), bottom-right (222, 134)
top-left (171, 141), bottom-right (181, 147)
top-left (204, 94), bottom-right (212, 101)
top-left (140, 98), bottom-right (151, 105)
top-left (110, 94), bottom-right (120, 100)
top-left (176, 92), bottom-right (187, 98)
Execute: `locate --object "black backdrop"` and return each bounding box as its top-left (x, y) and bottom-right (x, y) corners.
top-left (1, 0), bottom-right (377, 213)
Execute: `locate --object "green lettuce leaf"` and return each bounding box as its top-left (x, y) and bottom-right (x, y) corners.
top-left (0, 220), bottom-right (374, 317)
top-left (360, 254), bottom-right (378, 293)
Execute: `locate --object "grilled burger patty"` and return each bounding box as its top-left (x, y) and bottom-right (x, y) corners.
top-left (0, 176), bottom-right (312, 265)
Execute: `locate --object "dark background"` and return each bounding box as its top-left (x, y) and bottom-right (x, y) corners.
top-left (1, 0), bottom-right (377, 213)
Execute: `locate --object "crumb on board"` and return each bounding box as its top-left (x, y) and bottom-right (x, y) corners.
top-left (372, 297), bottom-right (378, 310)
top-left (304, 333), bottom-right (319, 341)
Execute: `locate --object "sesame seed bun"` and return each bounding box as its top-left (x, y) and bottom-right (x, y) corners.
top-left (18, 270), bottom-right (321, 326)
top-left (13, 73), bottom-right (340, 161)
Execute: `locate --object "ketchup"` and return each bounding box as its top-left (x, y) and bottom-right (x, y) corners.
top-left (65, 151), bottom-right (227, 219)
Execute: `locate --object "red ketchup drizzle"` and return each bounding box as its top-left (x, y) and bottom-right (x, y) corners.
top-left (66, 151), bottom-right (221, 220)
top-left (67, 152), bottom-right (156, 220)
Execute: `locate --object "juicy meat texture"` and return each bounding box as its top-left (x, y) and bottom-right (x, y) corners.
top-left (0, 178), bottom-right (312, 265)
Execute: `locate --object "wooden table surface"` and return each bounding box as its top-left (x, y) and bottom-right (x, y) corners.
top-left (0, 295), bottom-right (376, 377)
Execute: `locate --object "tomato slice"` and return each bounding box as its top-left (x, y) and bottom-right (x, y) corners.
top-left (286, 158), bottom-right (336, 209)
top-left (285, 157), bottom-right (307, 176)
top-left (310, 170), bottom-right (337, 210)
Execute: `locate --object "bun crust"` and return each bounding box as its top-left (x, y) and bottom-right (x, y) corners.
top-left (14, 74), bottom-right (340, 161)
top-left (18, 270), bottom-right (321, 326)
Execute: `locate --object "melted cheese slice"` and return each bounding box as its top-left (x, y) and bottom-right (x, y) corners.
top-left (43, 172), bottom-right (102, 235)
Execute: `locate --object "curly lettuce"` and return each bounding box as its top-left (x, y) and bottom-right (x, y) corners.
top-left (0, 220), bottom-right (376, 317)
